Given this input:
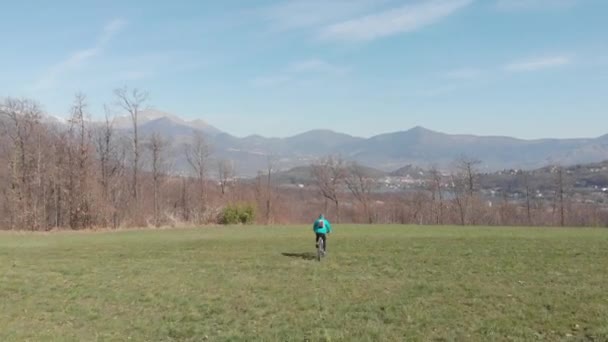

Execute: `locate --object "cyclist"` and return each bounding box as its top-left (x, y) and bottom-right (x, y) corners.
top-left (313, 214), bottom-right (332, 253)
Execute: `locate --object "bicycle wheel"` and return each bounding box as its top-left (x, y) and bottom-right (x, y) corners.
top-left (317, 237), bottom-right (324, 262)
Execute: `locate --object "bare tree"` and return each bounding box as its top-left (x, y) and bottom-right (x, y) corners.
top-left (66, 93), bottom-right (93, 229)
top-left (460, 157), bottom-right (480, 197)
top-left (49, 130), bottom-right (68, 228)
top-left (179, 177), bottom-right (190, 221)
top-left (554, 165), bottom-right (569, 227)
top-left (0, 133), bottom-right (9, 228)
top-left (452, 156), bottom-right (481, 226)
top-left (345, 162), bottom-right (374, 223)
top-left (218, 159), bottom-right (234, 196)
top-left (521, 170), bottom-right (533, 225)
top-left (95, 106), bottom-right (117, 201)
top-left (254, 170), bottom-right (264, 212)
top-left (0, 98), bottom-right (43, 229)
top-left (311, 156), bottom-right (346, 223)
top-left (107, 136), bottom-right (130, 229)
top-left (0, 115), bottom-right (12, 228)
top-left (428, 166), bottom-right (444, 225)
top-left (265, 156), bottom-right (277, 224)
top-left (410, 191), bottom-right (428, 225)
top-left (114, 87), bottom-right (148, 202)
top-left (185, 131), bottom-right (211, 221)
top-left (146, 132), bottom-right (170, 227)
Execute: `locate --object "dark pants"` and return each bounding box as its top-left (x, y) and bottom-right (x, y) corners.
top-left (315, 233), bottom-right (327, 251)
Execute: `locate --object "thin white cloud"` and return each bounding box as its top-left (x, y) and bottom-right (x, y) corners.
top-left (250, 75), bottom-right (293, 88)
top-left (100, 18), bottom-right (127, 44)
top-left (428, 54), bottom-right (573, 94)
top-left (262, 0), bottom-right (387, 31)
top-left (32, 18), bottom-right (127, 90)
top-left (505, 56), bottom-right (572, 72)
top-left (251, 58), bottom-right (347, 88)
top-left (443, 67), bottom-right (484, 80)
top-left (496, 0), bottom-right (578, 11)
top-left (288, 58), bottom-right (349, 74)
top-left (319, 0), bottom-right (473, 42)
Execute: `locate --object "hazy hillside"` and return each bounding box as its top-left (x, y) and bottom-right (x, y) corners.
top-left (115, 110), bottom-right (222, 138)
top-left (339, 127), bottom-right (608, 171)
top-left (272, 164), bottom-right (389, 185)
top-left (78, 111), bottom-right (608, 176)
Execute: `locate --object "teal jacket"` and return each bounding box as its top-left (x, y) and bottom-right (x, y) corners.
top-left (313, 217), bottom-right (332, 234)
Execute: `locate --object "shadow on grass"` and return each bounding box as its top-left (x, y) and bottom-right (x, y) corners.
top-left (281, 252), bottom-right (317, 260)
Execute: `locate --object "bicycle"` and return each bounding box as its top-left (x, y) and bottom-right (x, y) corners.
top-left (317, 235), bottom-right (325, 261)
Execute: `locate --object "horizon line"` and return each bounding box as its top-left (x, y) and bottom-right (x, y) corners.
top-left (46, 110), bottom-right (607, 142)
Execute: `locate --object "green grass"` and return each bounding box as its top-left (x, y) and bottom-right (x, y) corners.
top-left (1, 226), bottom-right (607, 341)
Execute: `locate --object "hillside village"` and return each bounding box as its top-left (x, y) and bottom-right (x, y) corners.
top-left (273, 161), bottom-right (608, 207)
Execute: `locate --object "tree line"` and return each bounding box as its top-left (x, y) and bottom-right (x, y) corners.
top-left (1, 90), bottom-right (607, 230)
top-left (308, 155), bottom-right (608, 227)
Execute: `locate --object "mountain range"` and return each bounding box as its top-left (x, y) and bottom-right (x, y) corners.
top-left (103, 110), bottom-right (608, 177)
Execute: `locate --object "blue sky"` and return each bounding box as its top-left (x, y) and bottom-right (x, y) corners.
top-left (1, 0), bottom-right (607, 138)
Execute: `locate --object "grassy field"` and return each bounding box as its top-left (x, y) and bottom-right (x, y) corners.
top-left (1, 225), bottom-right (607, 341)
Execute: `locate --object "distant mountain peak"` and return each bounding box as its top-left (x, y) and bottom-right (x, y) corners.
top-left (409, 125), bottom-right (428, 131)
top-left (63, 109), bottom-right (608, 175)
top-left (146, 116), bottom-right (179, 125)
top-left (406, 126), bottom-right (439, 135)
top-left (141, 109), bottom-right (180, 121)
top-left (110, 109), bottom-right (222, 136)
top-left (189, 118), bottom-right (212, 127)
top-left (41, 114), bottom-right (67, 125)
top-left (292, 129), bottom-right (357, 138)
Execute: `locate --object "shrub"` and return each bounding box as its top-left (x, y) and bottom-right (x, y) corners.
top-left (218, 203), bottom-right (256, 225)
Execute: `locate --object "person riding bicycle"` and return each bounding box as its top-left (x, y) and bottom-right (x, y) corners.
top-left (313, 214), bottom-right (332, 252)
